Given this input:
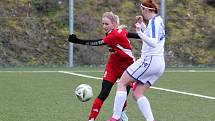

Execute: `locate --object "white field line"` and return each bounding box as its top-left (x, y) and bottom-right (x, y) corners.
top-left (70, 70), bottom-right (215, 73)
top-left (59, 71), bottom-right (215, 100)
top-left (0, 70), bottom-right (214, 100)
top-left (0, 71), bottom-right (59, 73)
top-left (165, 70), bottom-right (215, 73)
top-left (151, 87), bottom-right (215, 100)
top-left (58, 71), bottom-right (103, 80)
top-left (67, 70), bottom-right (215, 73)
top-left (64, 70), bottom-right (215, 73)
top-left (0, 70), bottom-right (215, 73)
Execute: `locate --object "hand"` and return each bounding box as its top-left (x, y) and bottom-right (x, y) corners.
top-left (136, 15), bottom-right (143, 23)
top-left (135, 23), bottom-right (141, 32)
top-left (68, 34), bottom-right (78, 43)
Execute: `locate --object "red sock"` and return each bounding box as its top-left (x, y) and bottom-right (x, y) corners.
top-left (88, 98), bottom-right (104, 120)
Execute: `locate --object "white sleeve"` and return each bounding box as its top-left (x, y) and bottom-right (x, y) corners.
top-left (137, 30), bottom-right (157, 48)
top-left (141, 22), bottom-right (146, 32)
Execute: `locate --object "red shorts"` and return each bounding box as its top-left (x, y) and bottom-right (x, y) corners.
top-left (103, 62), bottom-right (132, 84)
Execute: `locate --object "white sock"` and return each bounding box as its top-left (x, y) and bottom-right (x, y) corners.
top-left (112, 91), bottom-right (127, 119)
top-left (137, 96), bottom-right (154, 121)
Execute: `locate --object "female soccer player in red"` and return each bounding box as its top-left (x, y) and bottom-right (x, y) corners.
top-left (68, 12), bottom-right (140, 121)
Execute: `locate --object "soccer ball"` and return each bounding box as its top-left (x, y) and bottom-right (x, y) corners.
top-left (75, 84), bottom-right (93, 102)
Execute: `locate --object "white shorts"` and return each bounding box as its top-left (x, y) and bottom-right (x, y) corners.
top-left (126, 55), bottom-right (165, 85)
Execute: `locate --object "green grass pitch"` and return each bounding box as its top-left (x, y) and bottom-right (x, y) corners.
top-left (0, 67), bottom-right (215, 121)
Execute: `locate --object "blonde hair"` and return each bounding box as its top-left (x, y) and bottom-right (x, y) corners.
top-left (102, 11), bottom-right (127, 29)
top-left (102, 12), bottom-right (119, 27)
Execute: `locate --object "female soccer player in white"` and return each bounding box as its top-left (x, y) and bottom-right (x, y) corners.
top-left (108, 0), bottom-right (165, 121)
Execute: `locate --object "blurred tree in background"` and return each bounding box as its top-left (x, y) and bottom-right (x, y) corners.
top-left (0, 0), bottom-right (214, 67)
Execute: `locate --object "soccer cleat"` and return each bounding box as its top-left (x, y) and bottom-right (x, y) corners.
top-left (88, 118), bottom-right (94, 121)
top-left (120, 111), bottom-right (128, 121)
top-left (107, 117), bottom-right (120, 121)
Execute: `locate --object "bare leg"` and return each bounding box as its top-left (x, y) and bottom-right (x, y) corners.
top-left (112, 72), bottom-right (135, 119)
top-left (133, 83), bottom-right (154, 121)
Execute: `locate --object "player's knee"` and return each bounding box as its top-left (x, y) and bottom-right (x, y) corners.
top-left (98, 80), bottom-right (113, 101)
top-left (98, 93), bottom-right (108, 101)
top-left (132, 90), bottom-right (142, 101)
top-left (118, 80), bottom-right (127, 89)
top-left (97, 90), bottom-right (110, 101)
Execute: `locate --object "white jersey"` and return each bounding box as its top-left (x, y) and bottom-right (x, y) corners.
top-left (139, 15), bottom-right (165, 57)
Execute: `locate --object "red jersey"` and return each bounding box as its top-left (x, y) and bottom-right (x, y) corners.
top-left (103, 29), bottom-right (134, 64)
top-left (102, 29), bottom-right (134, 84)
